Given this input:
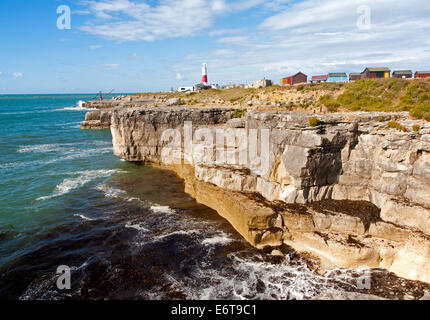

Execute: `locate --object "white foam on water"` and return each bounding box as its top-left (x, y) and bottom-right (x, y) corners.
top-left (0, 162), bottom-right (20, 170)
top-left (56, 101), bottom-right (95, 111)
top-left (59, 106), bottom-right (93, 111)
top-left (18, 144), bottom-right (62, 154)
top-left (37, 169), bottom-right (122, 201)
top-left (150, 205), bottom-right (175, 214)
top-left (95, 184), bottom-right (127, 199)
top-left (74, 214), bottom-right (94, 221)
top-left (0, 110), bottom-right (54, 115)
top-left (125, 223), bottom-right (149, 232)
top-left (202, 231), bottom-right (234, 246)
top-left (164, 250), bottom-right (370, 301)
top-left (151, 230), bottom-right (201, 243)
top-left (54, 121), bottom-right (81, 126)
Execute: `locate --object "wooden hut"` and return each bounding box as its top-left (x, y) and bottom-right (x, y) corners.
top-left (361, 67), bottom-right (391, 79)
top-left (349, 73), bottom-right (361, 81)
top-left (415, 71), bottom-right (430, 79)
top-left (281, 72), bottom-right (308, 86)
top-left (392, 70), bottom-right (413, 79)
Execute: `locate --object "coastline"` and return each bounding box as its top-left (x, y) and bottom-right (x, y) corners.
top-left (79, 96), bottom-right (430, 285)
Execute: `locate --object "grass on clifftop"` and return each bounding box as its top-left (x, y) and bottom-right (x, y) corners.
top-left (131, 78), bottom-right (430, 120)
top-left (318, 78), bottom-right (430, 120)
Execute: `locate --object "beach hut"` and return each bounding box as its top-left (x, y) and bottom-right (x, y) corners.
top-left (415, 71), bottom-right (430, 79)
top-left (310, 75), bottom-right (328, 84)
top-left (327, 73), bottom-right (348, 82)
top-left (281, 72), bottom-right (308, 86)
top-left (349, 73), bottom-right (361, 81)
top-left (361, 67), bottom-right (391, 79)
top-left (392, 70), bottom-right (413, 79)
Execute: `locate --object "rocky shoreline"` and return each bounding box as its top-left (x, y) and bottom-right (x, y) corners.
top-left (82, 102), bottom-right (430, 284)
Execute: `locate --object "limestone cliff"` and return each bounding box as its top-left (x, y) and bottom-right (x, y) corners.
top-left (80, 109), bottom-right (114, 129)
top-left (106, 106), bottom-right (430, 283)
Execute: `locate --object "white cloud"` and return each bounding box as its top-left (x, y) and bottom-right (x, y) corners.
top-left (216, 36), bottom-right (249, 44)
top-left (208, 28), bottom-right (244, 37)
top-left (176, 73), bottom-right (184, 80)
top-left (79, 0), bottom-right (230, 41)
top-left (172, 0), bottom-right (430, 86)
top-left (90, 45), bottom-right (103, 49)
top-left (214, 49), bottom-right (235, 55)
top-left (0, 72), bottom-right (2, 76)
top-left (13, 72), bottom-right (23, 78)
top-left (105, 63), bottom-right (120, 69)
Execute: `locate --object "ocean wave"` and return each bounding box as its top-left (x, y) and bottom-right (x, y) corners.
top-left (150, 205), bottom-right (175, 214)
top-left (151, 230), bottom-right (201, 243)
top-left (1, 146), bottom-right (113, 172)
top-left (55, 100), bottom-right (96, 111)
top-left (201, 232), bottom-right (234, 246)
top-left (37, 169), bottom-right (123, 201)
top-left (95, 184), bottom-right (127, 199)
top-left (73, 214), bottom-right (94, 221)
top-left (0, 162), bottom-right (20, 170)
top-left (125, 223), bottom-right (149, 232)
top-left (0, 110), bottom-right (54, 115)
top-left (18, 144), bottom-right (62, 154)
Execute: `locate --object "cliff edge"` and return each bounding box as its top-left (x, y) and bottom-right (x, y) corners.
top-left (90, 106), bottom-right (430, 283)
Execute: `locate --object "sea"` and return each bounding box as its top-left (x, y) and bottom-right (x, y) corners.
top-left (0, 94), bottom-right (427, 300)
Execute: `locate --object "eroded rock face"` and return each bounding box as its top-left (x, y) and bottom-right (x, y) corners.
top-left (108, 107), bottom-right (430, 283)
top-left (80, 109), bottom-right (114, 129)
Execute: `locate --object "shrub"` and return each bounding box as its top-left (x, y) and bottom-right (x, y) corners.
top-left (319, 94), bottom-right (340, 112)
top-left (378, 116), bottom-right (384, 122)
top-left (297, 85), bottom-right (305, 92)
top-left (309, 117), bottom-right (321, 127)
top-left (413, 124), bottom-right (420, 132)
top-left (387, 120), bottom-right (408, 132)
top-left (233, 108), bottom-right (247, 118)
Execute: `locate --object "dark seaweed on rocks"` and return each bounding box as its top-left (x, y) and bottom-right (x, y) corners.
top-left (308, 199), bottom-right (381, 231)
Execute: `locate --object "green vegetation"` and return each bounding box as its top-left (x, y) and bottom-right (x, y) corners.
top-left (387, 120), bottom-right (408, 132)
top-left (309, 117), bottom-right (321, 127)
top-left (187, 99), bottom-right (200, 105)
top-left (318, 78), bottom-right (430, 120)
top-left (413, 124), bottom-right (420, 132)
top-left (232, 108), bottom-right (247, 118)
top-left (319, 94), bottom-right (340, 112)
top-left (297, 84), bottom-right (305, 92)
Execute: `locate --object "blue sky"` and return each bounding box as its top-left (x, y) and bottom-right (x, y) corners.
top-left (1, 0), bottom-right (430, 94)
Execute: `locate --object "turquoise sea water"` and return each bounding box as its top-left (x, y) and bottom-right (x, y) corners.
top-left (0, 95), bottom-right (426, 300)
top-left (0, 95), bottom-right (122, 264)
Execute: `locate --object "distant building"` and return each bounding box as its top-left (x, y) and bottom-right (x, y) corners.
top-left (361, 67), bottom-right (391, 79)
top-left (281, 72), bottom-right (308, 86)
top-left (415, 71), bottom-right (430, 79)
top-left (194, 83), bottom-right (212, 91)
top-left (349, 73), bottom-right (361, 81)
top-left (247, 78), bottom-right (273, 89)
top-left (392, 70), bottom-right (413, 79)
top-left (310, 75), bottom-right (328, 84)
top-left (177, 86), bottom-right (194, 92)
top-left (328, 73), bottom-right (348, 82)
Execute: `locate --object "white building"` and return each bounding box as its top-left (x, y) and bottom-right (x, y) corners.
top-left (177, 86), bottom-right (194, 92)
top-left (246, 78), bottom-right (273, 89)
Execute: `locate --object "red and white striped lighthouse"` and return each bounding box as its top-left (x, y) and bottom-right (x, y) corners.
top-left (202, 63), bottom-right (208, 84)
